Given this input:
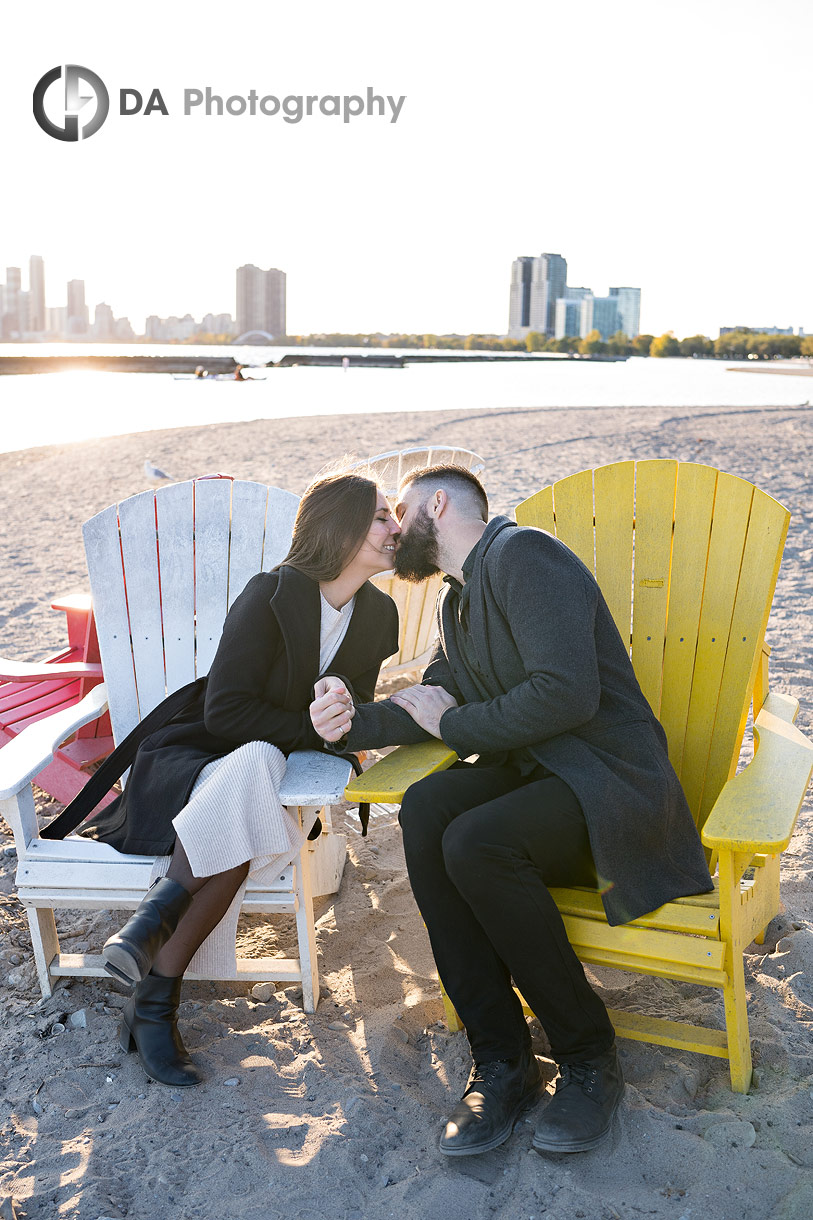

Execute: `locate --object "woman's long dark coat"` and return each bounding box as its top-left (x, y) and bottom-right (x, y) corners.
top-left (81, 566), bottom-right (399, 856)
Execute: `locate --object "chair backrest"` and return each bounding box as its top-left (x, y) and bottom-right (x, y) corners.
top-left (353, 446), bottom-right (486, 673)
top-left (83, 476), bottom-right (299, 746)
top-left (516, 460), bottom-right (790, 834)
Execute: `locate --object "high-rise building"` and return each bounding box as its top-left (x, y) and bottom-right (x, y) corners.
top-left (508, 253), bottom-right (567, 337)
top-left (29, 255), bottom-right (46, 332)
top-left (3, 267), bottom-right (21, 338)
top-left (609, 287), bottom-right (641, 339)
top-left (93, 302), bottom-right (115, 340)
top-left (67, 279), bottom-right (88, 335)
top-left (580, 295), bottom-right (621, 341)
top-left (508, 256), bottom-right (535, 335)
top-left (236, 264), bottom-right (286, 337)
top-left (529, 253), bottom-right (567, 336)
top-left (554, 298), bottom-right (583, 339)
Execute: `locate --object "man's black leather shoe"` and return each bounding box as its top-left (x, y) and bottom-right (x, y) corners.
top-left (439, 1049), bottom-right (544, 1156)
top-left (533, 1043), bottom-right (624, 1153)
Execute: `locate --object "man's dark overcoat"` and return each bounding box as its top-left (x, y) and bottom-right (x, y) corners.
top-left (341, 516), bottom-right (713, 924)
top-left (81, 566), bottom-right (399, 856)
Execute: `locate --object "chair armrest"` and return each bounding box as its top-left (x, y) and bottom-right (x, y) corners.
top-left (0, 682), bottom-right (110, 800)
top-left (0, 657), bottom-right (103, 680)
top-left (702, 692), bottom-right (813, 854)
top-left (344, 740), bottom-right (458, 804)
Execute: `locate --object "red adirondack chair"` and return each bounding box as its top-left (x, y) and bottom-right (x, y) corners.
top-left (0, 596), bottom-right (116, 808)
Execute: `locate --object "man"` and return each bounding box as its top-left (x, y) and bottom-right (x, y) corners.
top-left (310, 465), bottom-right (712, 1157)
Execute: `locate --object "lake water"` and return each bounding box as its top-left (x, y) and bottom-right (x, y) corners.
top-left (0, 344), bottom-right (809, 456)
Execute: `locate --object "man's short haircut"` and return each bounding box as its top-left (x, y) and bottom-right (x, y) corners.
top-left (399, 464), bottom-right (489, 522)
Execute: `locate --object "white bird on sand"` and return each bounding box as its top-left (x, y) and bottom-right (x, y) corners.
top-left (144, 459), bottom-right (174, 482)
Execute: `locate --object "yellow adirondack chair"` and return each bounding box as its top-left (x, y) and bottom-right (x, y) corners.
top-left (344, 460), bottom-right (813, 1092)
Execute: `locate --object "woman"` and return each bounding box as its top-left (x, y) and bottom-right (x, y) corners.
top-left (80, 470), bottom-right (400, 1087)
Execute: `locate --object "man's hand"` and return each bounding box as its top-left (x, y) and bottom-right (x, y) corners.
top-left (310, 676), bottom-right (355, 743)
top-left (390, 684), bottom-right (458, 739)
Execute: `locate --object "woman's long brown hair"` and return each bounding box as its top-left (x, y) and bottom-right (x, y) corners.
top-left (280, 469), bottom-right (380, 581)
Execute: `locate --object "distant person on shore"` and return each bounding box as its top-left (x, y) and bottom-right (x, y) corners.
top-left (234, 363), bottom-right (246, 380)
top-left (194, 365), bottom-right (207, 379)
top-left (310, 464), bottom-right (712, 1157)
top-left (74, 471), bottom-right (400, 1088)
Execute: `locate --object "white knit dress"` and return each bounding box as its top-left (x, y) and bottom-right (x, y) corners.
top-left (149, 592), bottom-right (356, 976)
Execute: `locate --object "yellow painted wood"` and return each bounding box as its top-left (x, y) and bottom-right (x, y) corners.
top-left (549, 886), bottom-right (720, 937)
top-left (550, 469), bottom-right (595, 570)
top-left (603, 1008), bottom-right (729, 1057)
top-left (658, 463), bottom-right (718, 779)
top-left (702, 694), bottom-right (813, 853)
top-left (515, 484), bottom-right (554, 533)
top-left (717, 849), bottom-right (754, 1091)
top-left (593, 462), bottom-right (635, 644)
top-left (697, 489), bottom-right (791, 830)
top-left (561, 915), bottom-right (727, 985)
top-left (630, 460), bottom-right (678, 717)
top-left (344, 740), bottom-right (458, 804)
top-left (679, 473), bottom-right (754, 822)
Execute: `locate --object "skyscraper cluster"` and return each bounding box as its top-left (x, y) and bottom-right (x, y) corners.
top-left (509, 253), bottom-right (641, 342)
top-left (235, 264), bottom-right (287, 338)
top-left (0, 255), bottom-right (135, 341)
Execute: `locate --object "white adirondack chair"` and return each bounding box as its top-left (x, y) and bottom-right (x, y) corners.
top-left (0, 476), bottom-right (353, 1011)
top-left (355, 446), bottom-right (486, 674)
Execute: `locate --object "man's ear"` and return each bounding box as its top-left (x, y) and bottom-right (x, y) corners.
top-left (431, 489), bottom-right (449, 518)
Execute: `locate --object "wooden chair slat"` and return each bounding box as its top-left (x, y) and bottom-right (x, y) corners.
top-left (659, 463), bottom-right (718, 780)
top-left (515, 484), bottom-right (554, 533)
top-left (630, 459), bottom-right (678, 717)
top-left (260, 487), bottom-right (299, 571)
top-left (155, 481), bottom-right (196, 694)
top-left (228, 481), bottom-right (270, 607)
top-left (193, 478), bottom-right (232, 677)
top-left (117, 492), bottom-right (167, 725)
top-left (551, 469), bottom-right (595, 569)
top-left (83, 504), bottom-right (141, 746)
top-left (594, 461), bottom-right (635, 645)
top-left (680, 472), bottom-right (754, 822)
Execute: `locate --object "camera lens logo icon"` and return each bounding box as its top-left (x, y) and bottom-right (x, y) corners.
top-left (33, 65), bottom-right (109, 141)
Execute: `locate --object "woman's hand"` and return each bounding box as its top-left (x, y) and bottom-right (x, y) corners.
top-left (390, 684), bottom-right (458, 739)
top-left (310, 676), bottom-right (355, 742)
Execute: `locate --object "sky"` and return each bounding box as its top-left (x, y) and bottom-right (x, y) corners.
top-left (2, 0), bottom-right (811, 339)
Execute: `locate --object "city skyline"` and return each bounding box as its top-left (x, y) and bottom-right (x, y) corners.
top-left (4, 1), bottom-right (811, 340)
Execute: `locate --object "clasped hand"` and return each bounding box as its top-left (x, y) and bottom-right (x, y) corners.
top-left (310, 675), bottom-right (355, 742)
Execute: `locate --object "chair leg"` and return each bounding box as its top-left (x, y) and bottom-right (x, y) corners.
top-left (27, 906), bottom-right (60, 998)
top-left (722, 950), bottom-right (752, 1093)
top-left (294, 832), bottom-right (320, 1014)
top-left (439, 977), bottom-right (464, 1033)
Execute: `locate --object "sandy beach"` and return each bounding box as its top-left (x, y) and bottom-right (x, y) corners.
top-left (1, 399), bottom-right (813, 1220)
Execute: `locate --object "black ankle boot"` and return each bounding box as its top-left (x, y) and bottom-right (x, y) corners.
top-left (439, 1047), bottom-right (544, 1156)
top-left (103, 878), bottom-right (192, 984)
top-left (533, 1043), bottom-right (624, 1154)
top-left (119, 971), bottom-right (203, 1087)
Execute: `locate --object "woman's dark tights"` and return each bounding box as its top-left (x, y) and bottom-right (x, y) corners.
top-left (151, 842), bottom-right (249, 977)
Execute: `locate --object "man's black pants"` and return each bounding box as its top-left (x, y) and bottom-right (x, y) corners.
top-left (399, 761), bottom-right (616, 1064)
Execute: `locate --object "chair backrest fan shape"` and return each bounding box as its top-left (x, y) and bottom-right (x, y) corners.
top-left (83, 477), bottom-right (299, 749)
top-left (516, 460), bottom-right (790, 835)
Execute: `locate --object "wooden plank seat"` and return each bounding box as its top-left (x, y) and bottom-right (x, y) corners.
top-left (0, 476), bottom-right (353, 1011)
top-left (345, 460), bottom-right (813, 1090)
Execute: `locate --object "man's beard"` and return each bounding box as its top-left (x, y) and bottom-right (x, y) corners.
top-left (393, 504), bottom-right (442, 583)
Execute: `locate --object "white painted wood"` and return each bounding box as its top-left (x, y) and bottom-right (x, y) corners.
top-left (261, 487), bottom-right (300, 571)
top-left (48, 953), bottom-right (305, 983)
top-left (295, 838), bottom-right (319, 1012)
top-left (155, 481), bottom-right (196, 692)
top-left (228, 481), bottom-right (271, 606)
top-left (0, 658), bottom-right (102, 680)
top-left (193, 478), bottom-right (232, 675)
top-left (83, 505), bottom-right (140, 745)
top-left (278, 751), bottom-right (353, 805)
top-left (117, 492), bottom-right (166, 723)
top-left (0, 788), bottom-right (39, 853)
top-left (0, 683), bottom-right (109, 801)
